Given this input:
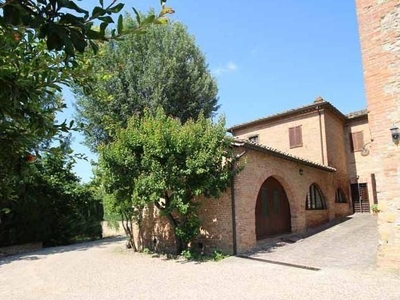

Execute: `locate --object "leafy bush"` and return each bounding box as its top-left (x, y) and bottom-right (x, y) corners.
top-left (180, 248), bottom-right (229, 262)
top-left (0, 151), bottom-right (103, 247)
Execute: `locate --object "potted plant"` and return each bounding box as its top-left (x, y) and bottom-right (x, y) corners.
top-left (371, 204), bottom-right (380, 215)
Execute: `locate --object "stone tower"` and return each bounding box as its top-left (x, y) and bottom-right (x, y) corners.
top-left (355, 0), bottom-right (400, 271)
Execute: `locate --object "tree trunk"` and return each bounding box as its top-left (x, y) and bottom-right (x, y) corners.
top-left (166, 213), bottom-right (184, 255)
top-left (121, 211), bottom-right (137, 251)
top-left (155, 195), bottom-right (185, 255)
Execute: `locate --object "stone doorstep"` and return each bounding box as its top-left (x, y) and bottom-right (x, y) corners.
top-left (0, 242), bottom-right (43, 258)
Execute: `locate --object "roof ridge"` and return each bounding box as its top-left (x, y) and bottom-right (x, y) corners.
top-left (228, 99), bottom-right (361, 132)
top-left (346, 109), bottom-right (368, 119)
top-left (228, 100), bottom-right (329, 131)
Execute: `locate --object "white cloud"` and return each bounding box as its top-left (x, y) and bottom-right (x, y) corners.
top-left (212, 61), bottom-right (238, 76)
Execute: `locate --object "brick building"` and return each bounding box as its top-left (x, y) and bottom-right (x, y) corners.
top-left (135, 1), bottom-right (400, 270)
top-left (196, 97), bottom-right (371, 255)
top-left (143, 98), bottom-right (374, 256)
top-left (355, 0), bottom-right (400, 270)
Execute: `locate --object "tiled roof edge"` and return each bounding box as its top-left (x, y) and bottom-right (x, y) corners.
top-left (346, 109), bottom-right (368, 120)
top-left (228, 100), bottom-right (368, 132)
top-left (232, 139), bottom-right (337, 172)
top-left (228, 101), bottom-right (346, 132)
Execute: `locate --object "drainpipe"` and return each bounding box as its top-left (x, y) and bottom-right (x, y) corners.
top-left (317, 106), bottom-right (325, 165)
top-left (230, 147), bottom-right (247, 256)
top-left (230, 176), bottom-right (237, 255)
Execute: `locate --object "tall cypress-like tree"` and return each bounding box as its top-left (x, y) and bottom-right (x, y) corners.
top-left (74, 15), bottom-right (219, 151)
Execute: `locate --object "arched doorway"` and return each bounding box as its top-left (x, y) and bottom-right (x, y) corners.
top-left (255, 177), bottom-right (291, 240)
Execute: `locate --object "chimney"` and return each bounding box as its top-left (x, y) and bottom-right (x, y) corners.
top-left (314, 96), bottom-right (324, 103)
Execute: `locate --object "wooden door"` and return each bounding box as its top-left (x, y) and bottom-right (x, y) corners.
top-left (255, 177), bottom-right (291, 240)
top-left (351, 183), bottom-right (370, 213)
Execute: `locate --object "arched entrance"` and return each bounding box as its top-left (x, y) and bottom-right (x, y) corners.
top-left (255, 177), bottom-right (291, 240)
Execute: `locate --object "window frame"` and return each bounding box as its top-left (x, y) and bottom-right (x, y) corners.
top-left (305, 183), bottom-right (327, 210)
top-left (335, 188), bottom-right (347, 203)
top-left (289, 125), bottom-right (303, 149)
top-left (248, 135), bottom-right (259, 144)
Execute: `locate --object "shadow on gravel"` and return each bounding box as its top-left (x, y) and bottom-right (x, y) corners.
top-left (237, 255), bottom-right (321, 271)
top-left (247, 215), bottom-right (353, 256)
top-left (0, 236), bottom-right (126, 267)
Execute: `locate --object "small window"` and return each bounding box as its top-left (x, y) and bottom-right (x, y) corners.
top-left (306, 183), bottom-right (327, 210)
top-left (335, 188), bottom-right (347, 203)
top-left (349, 131), bottom-right (364, 152)
top-left (289, 126), bottom-right (302, 148)
top-left (248, 135), bottom-right (259, 144)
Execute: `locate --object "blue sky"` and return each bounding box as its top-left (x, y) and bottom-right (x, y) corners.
top-left (58, 0), bottom-right (366, 182)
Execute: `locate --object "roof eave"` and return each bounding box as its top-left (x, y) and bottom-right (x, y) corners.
top-left (233, 141), bottom-right (336, 172)
top-left (228, 102), bottom-right (347, 133)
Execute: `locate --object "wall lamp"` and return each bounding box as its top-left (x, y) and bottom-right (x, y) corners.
top-left (390, 124), bottom-right (399, 141)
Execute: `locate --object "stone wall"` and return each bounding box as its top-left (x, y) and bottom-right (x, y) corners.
top-left (356, 0), bottom-right (400, 271)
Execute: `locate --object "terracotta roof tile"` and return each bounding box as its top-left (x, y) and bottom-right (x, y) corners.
top-left (228, 99), bottom-right (366, 132)
top-left (232, 138), bottom-right (336, 172)
top-left (228, 100), bottom-right (348, 132)
top-left (346, 109), bottom-right (368, 119)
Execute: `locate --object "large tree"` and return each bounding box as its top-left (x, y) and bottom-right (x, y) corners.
top-left (99, 108), bottom-right (238, 254)
top-left (0, 0), bottom-right (173, 213)
top-left (74, 15), bottom-right (219, 151)
top-left (0, 1), bottom-right (173, 183)
top-left (0, 140), bottom-right (103, 247)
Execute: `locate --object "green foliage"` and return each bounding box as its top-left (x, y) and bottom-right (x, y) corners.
top-left (181, 249), bottom-right (229, 262)
top-left (74, 15), bottom-right (219, 151)
top-left (0, 149), bottom-right (103, 247)
top-left (371, 204), bottom-right (380, 213)
top-left (0, 0), bottom-right (173, 213)
top-left (99, 108), bottom-right (238, 253)
top-left (0, 27), bottom-right (74, 205)
top-left (0, 0), bottom-right (173, 57)
top-left (142, 247), bottom-right (152, 254)
top-left (0, 0), bottom-right (178, 249)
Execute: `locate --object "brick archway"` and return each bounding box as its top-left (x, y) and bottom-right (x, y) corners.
top-left (255, 176), bottom-right (291, 239)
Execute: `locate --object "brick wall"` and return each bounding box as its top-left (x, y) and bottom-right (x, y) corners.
top-left (230, 148), bottom-right (349, 253)
top-left (356, 0), bottom-right (400, 271)
top-left (324, 110), bottom-right (351, 200)
top-left (345, 116), bottom-right (375, 205)
top-left (196, 191), bottom-right (234, 254)
top-left (136, 145), bottom-right (351, 255)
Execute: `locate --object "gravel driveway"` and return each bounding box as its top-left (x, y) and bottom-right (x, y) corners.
top-left (1, 236), bottom-right (399, 300)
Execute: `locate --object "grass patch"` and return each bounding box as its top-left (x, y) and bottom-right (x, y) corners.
top-left (181, 249), bottom-right (229, 262)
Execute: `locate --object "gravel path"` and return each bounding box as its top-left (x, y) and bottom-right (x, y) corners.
top-left (1, 237), bottom-right (399, 300)
top-left (248, 214), bottom-right (379, 270)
